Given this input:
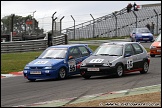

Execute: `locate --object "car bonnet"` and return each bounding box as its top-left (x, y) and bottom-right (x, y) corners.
top-left (151, 41), bottom-right (161, 47)
top-left (26, 58), bottom-right (64, 66)
top-left (84, 55), bottom-right (121, 63)
top-left (137, 33), bottom-right (153, 36)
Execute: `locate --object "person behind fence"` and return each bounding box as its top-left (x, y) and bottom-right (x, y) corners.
top-left (127, 3), bottom-right (132, 13)
top-left (150, 22), bottom-right (155, 35)
top-left (133, 2), bottom-right (138, 11)
top-left (146, 23), bottom-right (150, 31)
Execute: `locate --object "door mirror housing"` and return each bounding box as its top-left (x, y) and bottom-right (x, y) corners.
top-left (124, 53), bottom-right (131, 57)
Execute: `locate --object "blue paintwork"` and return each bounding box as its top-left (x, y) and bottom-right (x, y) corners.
top-left (23, 44), bottom-right (93, 81)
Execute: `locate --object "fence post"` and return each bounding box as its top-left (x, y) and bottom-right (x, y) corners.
top-left (113, 12), bottom-right (117, 37)
top-left (153, 9), bottom-right (158, 35)
top-left (65, 34), bottom-right (68, 44)
top-left (71, 15), bottom-right (75, 40)
top-left (48, 33), bottom-right (52, 47)
top-left (90, 14), bottom-right (95, 38)
top-left (10, 14), bottom-right (15, 42)
top-left (132, 11), bottom-right (137, 28)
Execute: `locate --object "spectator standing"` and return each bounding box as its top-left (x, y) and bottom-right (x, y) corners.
top-left (133, 2), bottom-right (138, 11)
top-left (127, 3), bottom-right (132, 13)
top-left (150, 22), bottom-right (155, 35)
top-left (146, 23), bottom-right (150, 31)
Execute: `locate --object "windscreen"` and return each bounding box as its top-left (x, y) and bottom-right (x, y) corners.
top-left (93, 44), bottom-right (123, 56)
top-left (38, 48), bottom-right (67, 59)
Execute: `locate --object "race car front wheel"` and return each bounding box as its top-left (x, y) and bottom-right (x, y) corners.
top-left (58, 68), bottom-right (66, 79)
top-left (115, 64), bottom-right (124, 77)
top-left (82, 75), bottom-right (91, 79)
top-left (28, 79), bottom-right (36, 82)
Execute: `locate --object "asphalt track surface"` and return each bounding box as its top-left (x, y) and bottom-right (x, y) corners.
top-left (1, 41), bottom-right (161, 107)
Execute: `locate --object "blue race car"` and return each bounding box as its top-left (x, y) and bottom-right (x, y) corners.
top-left (130, 27), bottom-right (154, 42)
top-left (23, 44), bottom-right (93, 81)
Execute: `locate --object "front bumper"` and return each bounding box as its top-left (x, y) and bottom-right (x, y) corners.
top-left (136, 36), bottom-right (153, 41)
top-left (150, 48), bottom-right (161, 55)
top-left (23, 70), bottom-right (58, 80)
top-left (80, 66), bottom-right (116, 76)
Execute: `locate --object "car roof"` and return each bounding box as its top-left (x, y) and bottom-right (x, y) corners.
top-left (49, 44), bottom-right (88, 48)
top-left (101, 42), bottom-right (140, 46)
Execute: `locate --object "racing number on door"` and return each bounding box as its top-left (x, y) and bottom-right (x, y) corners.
top-left (69, 64), bottom-right (76, 72)
top-left (68, 59), bottom-right (76, 72)
top-left (127, 59), bottom-right (133, 69)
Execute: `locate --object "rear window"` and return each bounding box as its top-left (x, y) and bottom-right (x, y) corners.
top-left (137, 28), bottom-right (150, 33)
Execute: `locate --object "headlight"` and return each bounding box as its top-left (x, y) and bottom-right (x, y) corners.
top-left (81, 61), bottom-right (86, 66)
top-left (44, 66), bottom-right (52, 69)
top-left (23, 70), bottom-right (28, 73)
top-left (150, 46), bottom-right (156, 49)
top-left (24, 66), bottom-right (30, 69)
top-left (103, 62), bottom-right (112, 66)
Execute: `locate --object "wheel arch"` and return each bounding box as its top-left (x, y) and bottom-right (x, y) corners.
top-left (142, 58), bottom-right (150, 66)
top-left (115, 62), bottom-right (125, 69)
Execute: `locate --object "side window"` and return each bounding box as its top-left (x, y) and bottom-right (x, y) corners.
top-left (69, 47), bottom-right (81, 58)
top-left (78, 46), bottom-right (90, 57)
top-left (132, 43), bottom-right (143, 54)
top-left (125, 44), bottom-right (134, 55)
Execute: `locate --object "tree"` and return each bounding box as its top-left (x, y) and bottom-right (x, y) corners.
top-left (1, 14), bottom-right (43, 35)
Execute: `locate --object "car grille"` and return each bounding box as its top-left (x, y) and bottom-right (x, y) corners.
top-left (30, 67), bottom-right (44, 69)
top-left (156, 46), bottom-right (161, 48)
top-left (86, 63), bottom-right (103, 67)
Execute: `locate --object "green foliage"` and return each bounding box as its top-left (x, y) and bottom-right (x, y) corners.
top-left (1, 14), bottom-right (39, 34)
top-left (1, 51), bottom-right (43, 74)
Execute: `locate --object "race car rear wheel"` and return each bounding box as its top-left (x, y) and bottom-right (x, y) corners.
top-left (58, 67), bottom-right (66, 79)
top-left (115, 64), bottom-right (124, 77)
top-left (140, 61), bottom-right (149, 74)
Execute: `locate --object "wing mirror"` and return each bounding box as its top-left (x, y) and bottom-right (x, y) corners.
top-left (124, 53), bottom-right (131, 57)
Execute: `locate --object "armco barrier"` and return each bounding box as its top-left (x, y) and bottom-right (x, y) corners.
top-left (1, 35), bottom-right (67, 53)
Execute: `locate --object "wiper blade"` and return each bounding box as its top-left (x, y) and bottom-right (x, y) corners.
top-left (99, 54), bottom-right (110, 56)
top-left (54, 57), bottom-right (64, 59)
top-left (108, 54), bottom-right (121, 56)
top-left (43, 57), bottom-right (54, 59)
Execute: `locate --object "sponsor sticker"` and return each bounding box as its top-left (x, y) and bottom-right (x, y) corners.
top-left (34, 61), bottom-right (48, 64)
top-left (89, 59), bottom-right (104, 63)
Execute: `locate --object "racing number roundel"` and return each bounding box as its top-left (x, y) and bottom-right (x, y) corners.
top-left (68, 59), bottom-right (76, 72)
top-left (127, 58), bottom-right (133, 69)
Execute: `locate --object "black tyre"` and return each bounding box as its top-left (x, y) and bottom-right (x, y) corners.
top-left (150, 54), bottom-right (155, 57)
top-left (140, 61), bottom-right (149, 74)
top-left (28, 79), bottom-right (36, 82)
top-left (115, 64), bottom-right (124, 77)
top-left (58, 68), bottom-right (66, 79)
top-left (82, 75), bottom-right (91, 79)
